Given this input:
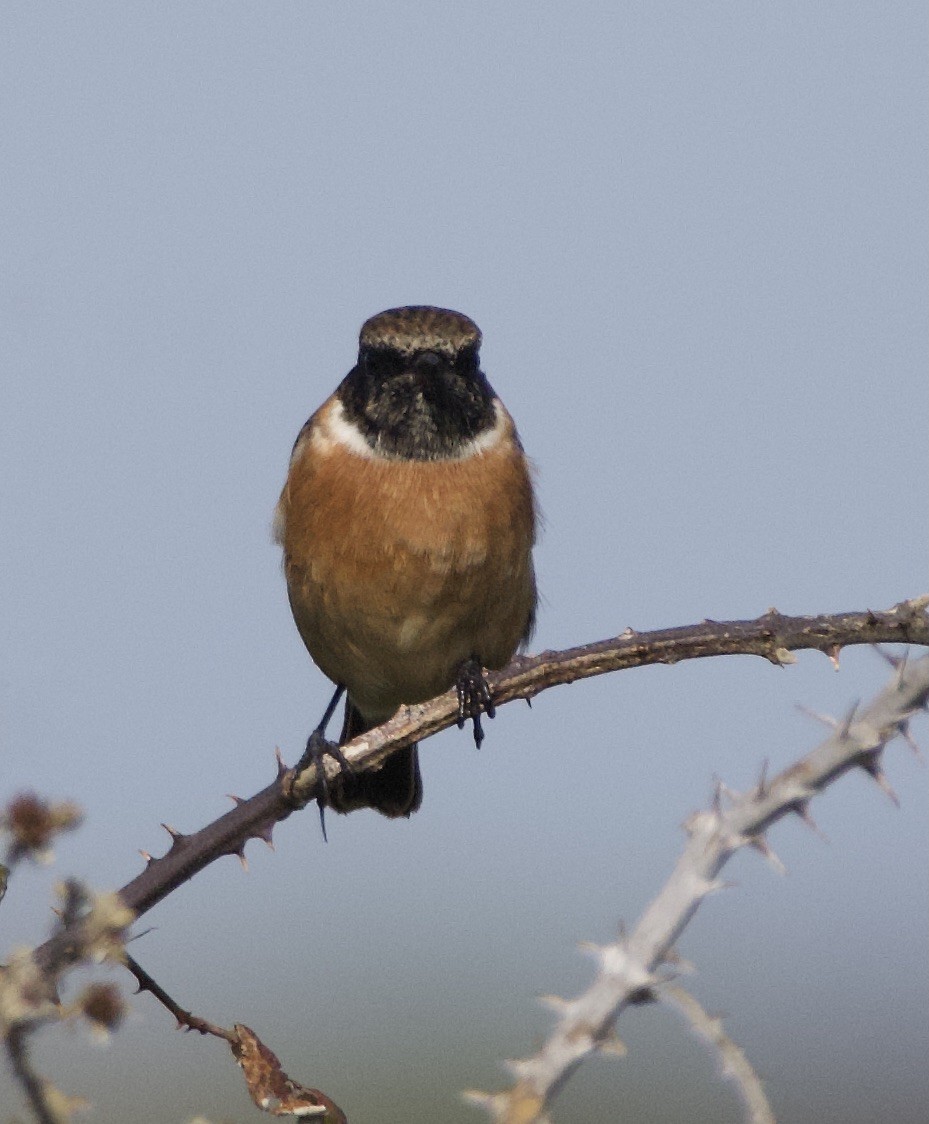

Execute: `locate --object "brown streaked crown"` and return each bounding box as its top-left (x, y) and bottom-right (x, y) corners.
top-left (359, 306), bottom-right (481, 359)
top-left (337, 305), bottom-right (497, 461)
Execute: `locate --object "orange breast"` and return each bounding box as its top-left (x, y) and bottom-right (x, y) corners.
top-left (277, 398), bottom-right (537, 723)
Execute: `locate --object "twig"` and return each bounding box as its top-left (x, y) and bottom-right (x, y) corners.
top-left (126, 954), bottom-right (235, 1042)
top-left (663, 984), bottom-right (775, 1124)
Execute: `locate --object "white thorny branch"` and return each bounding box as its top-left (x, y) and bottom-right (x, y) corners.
top-left (465, 651), bottom-right (928, 1123)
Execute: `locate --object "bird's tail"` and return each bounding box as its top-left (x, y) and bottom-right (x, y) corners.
top-left (327, 700), bottom-right (423, 818)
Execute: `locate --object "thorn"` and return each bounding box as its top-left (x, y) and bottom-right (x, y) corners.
top-left (274, 747), bottom-right (288, 778)
top-left (713, 777), bottom-right (741, 805)
top-left (227, 794), bottom-right (245, 806)
top-left (461, 1090), bottom-right (495, 1111)
top-left (621, 626), bottom-right (638, 638)
top-left (503, 1057), bottom-right (534, 1081)
top-left (711, 781), bottom-right (723, 816)
top-left (598, 1031), bottom-right (628, 1057)
top-left (792, 801), bottom-right (829, 841)
top-left (826, 644), bottom-right (841, 670)
top-left (139, 850), bottom-right (153, 864)
top-left (796, 703), bottom-right (839, 729)
top-left (860, 757), bottom-right (900, 806)
top-left (770, 646), bottom-right (797, 667)
top-left (898, 721), bottom-right (924, 761)
top-left (838, 701), bottom-right (860, 740)
top-left (755, 758), bottom-right (769, 797)
top-left (749, 835), bottom-right (787, 874)
top-left (873, 645), bottom-right (902, 669)
top-left (874, 646), bottom-right (911, 689)
top-left (253, 824), bottom-right (275, 849)
top-left (893, 649), bottom-right (910, 689)
top-left (682, 811), bottom-right (701, 836)
top-left (661, 948), bottom-right (695, 974)
top-left (236, 849), bottom-right (249, 872)
top-left (161, 823), bottom-right (183, 841)
top-left (763, 606), bottom-right (780, 617)
top-left (538, 994), bottom-right (570, 1014)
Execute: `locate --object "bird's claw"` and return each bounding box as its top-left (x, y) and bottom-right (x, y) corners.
top-left (300, 729), bottom-right (354, 842)
top-left (455, 657), bottom-right (496, 749)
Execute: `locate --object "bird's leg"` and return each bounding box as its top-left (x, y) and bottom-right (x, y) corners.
top-left (455, 656), bottom-right (496, 749)
top-left (297, 684), bottom-right (351, 840)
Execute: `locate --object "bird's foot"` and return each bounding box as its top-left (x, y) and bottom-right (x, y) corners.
top-left (299, 729), bottom-right (354, 842)
top-left (455, 656), bottom-right (496, 749)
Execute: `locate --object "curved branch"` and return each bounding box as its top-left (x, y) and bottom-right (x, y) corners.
top-left (33, 595), bottom-right (929, 975)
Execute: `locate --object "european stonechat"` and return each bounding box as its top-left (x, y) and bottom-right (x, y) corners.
top-left (275, 306), bottom-right (537, 820)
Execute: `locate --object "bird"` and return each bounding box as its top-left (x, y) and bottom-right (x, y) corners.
top-left (274, 305), bottom-right (537, 823)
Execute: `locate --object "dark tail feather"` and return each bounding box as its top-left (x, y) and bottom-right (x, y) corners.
top-left (328, 700), bottom-right (422, 818)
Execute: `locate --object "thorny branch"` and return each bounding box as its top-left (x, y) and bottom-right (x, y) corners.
top-left (31, 595), bottom-right (929, 977)
top-left (463, 652), bottom-right (929, 1123)
top-left (4, 597), bottom-right (927, 1123)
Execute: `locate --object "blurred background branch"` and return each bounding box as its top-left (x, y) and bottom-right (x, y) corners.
top-left (465, 652), bottom-right (928, 1122)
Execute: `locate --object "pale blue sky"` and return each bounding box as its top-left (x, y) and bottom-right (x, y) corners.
top-left (1, 4), bottom-right (926, 1123)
